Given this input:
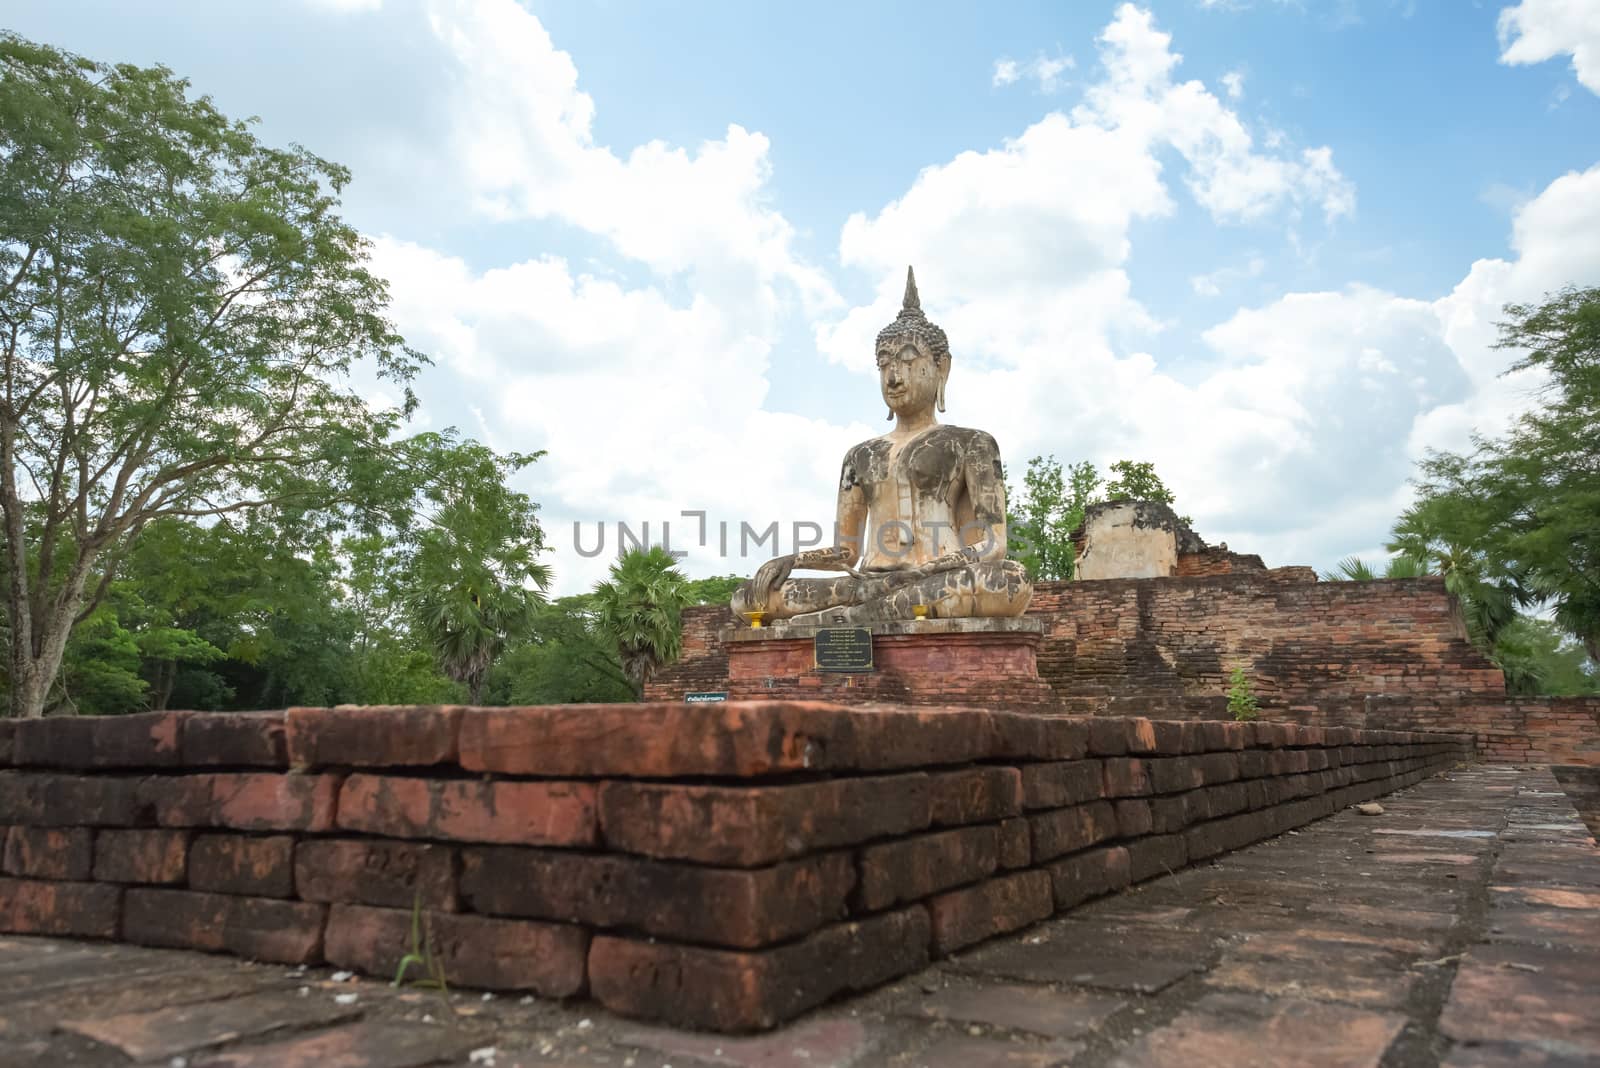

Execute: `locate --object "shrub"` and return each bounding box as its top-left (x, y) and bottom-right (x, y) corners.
top-left (1227, 666), bottom-right (1260, 722)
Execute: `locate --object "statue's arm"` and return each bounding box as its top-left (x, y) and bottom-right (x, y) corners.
top-left (800, 450), bottom-right (867, 571)
top-left (960, 431), bottom-right (1010, 563)
top-left (916, 432), bottom-right (1010, 575)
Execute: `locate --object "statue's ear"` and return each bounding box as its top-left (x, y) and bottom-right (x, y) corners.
top-left (936, 361), bottom-right (949, 413)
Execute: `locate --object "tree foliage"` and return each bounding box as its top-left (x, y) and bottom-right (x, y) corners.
top-left (592, 547), bottom-right (692, 701)
top-left (0, 35), bottom-right (420, 717)
top-left (1320, 554), bottom-right (1436, 582)
top-left (1405, 285), bottom-right (1600, 661)
top-left (394, 435), bottom-right (550, 704)
top-left (1008, 456), bottom-right (1186, 580)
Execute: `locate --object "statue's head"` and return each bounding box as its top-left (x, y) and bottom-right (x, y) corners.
top-left (876, 266), bottom-right (950, 419)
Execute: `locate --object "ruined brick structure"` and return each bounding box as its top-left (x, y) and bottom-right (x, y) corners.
top-left (0, 705), bottom-right (1470, 1033)
top-left (1029, 570), bottom-right (1505, 714)
top-left (653, 571), bottom-right (1503, 715)
top-left (641, 570), bottom-right (1600, 765)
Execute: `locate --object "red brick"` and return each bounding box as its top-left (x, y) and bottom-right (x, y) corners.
top-left (928, 870), bottom-right (1053, 956)
top-left (1103, 758), bottom-right (1152, 797)
top-left (461, 847), bottom-right (852, 948)
top-left (1127, 833), bottom-right (1189, 882)
top-left (335, 775), bottom-right (595, 847)
top-left (324, 904), bottom-right (587, 997)
top-left (597, 774), bottom-right (930, 867)
top-left (295, 838), bottom-right (456, 911)
top-left (181, 712), bottom-right (287, 767)
top-left (2, 826), bottom-right (93, 879)
top-left (1088, 719), bottom-right (1135, 756)
top-left (12, 712), bottom-right (185, 769)
top-left (1022, 761), bottom-right (1103, 809)
top-left (998, 818), bottom-right (1032, 869)
top-left (1046, 845), bottom-right (1131, 910)
top-left (1031, 801), bottom-right (1118, 863)
top-left (928, 766), bottom-right (1022, 825)
top-left (1198, 752), bottom-right (1242, 784)
top-left (188, 834), bottom-right (296, 898)
top-left (1152, 720), bottom-right (1187, 753)
top-left (142, 773), bottom-right (339, 832)
top-left (123, 888), bottom-right (325, 964)
top-left (1115, 799), bottom-right (1155, 837)
top-left (588, 907), bottom-right (930, 1032)
top-left (1147, 757), bottom-right (1205, 795)
top-left (0, 772), bottom-right (145, 827)
top-left (0, 877), bottom-right (120, 937)
top-left (93, 829), bottom-right (189, 884)
top-left (458, 702), bottom-right (993, 778)
top-left (285, 706), bottom-right (462, 769)
top-left (990, 715), bottom-right (1089, 760)
top-left (1149, 795), bottom-right (1190, 834)
top-left (857, 826), bottom-right (999, 912)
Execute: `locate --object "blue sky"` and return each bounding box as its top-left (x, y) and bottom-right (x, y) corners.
top-left (9, 0), bottom-right (1600, 591)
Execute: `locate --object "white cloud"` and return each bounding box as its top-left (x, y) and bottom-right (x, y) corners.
top-left (1221, 69), bottom-right (1246, 99)
top-left (1075, 6), bottom-right (1354, 224)
top-left (818, 4), bottom-right (1600, 572)
top-left (993, 53), bottom-right (1077, 93)
top-left (342, 0), bottom-right (1600, 593)
top-left (421, 0), bottom-right (837, 319)
top-left (1499, 0), bottom-right (1600, 94)
top-left (1191, 255), bottom-right (1265, 296)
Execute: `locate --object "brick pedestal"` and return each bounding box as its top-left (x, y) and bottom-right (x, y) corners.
top-left (723, 619), bottom-right (1057, 709)
top-left (0, 703), bottom-right (1473, 1034)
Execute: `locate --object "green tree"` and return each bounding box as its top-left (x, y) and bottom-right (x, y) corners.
top-left (1402, 286), bottom-right (1599, 660)
top-left (1009, 457), bottom-right (1100, 581)
top-left (0, 36), bottom-right (421, 718)
top-left (1104, 460), bottom-right (1175, 505)
top-left (1007, 456), bottom-right (1188, 580)
top-left (397, 435), bottom-right (550, 704)
top-left (484, 595), bottom-right (633, 705)
top-left (592, 547), bottom-right (692, 701)
top-left (683, 574), bottom-right (747, 606)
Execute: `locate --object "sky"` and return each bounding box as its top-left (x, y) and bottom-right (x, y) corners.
top-left (8, 0), bottom-right (1600, 593)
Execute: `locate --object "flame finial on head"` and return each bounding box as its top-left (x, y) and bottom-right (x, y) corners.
top-left (902, 266), bottom-right (921, 315)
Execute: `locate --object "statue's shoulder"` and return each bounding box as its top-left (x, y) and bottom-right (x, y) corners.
top-left (844, 435), bottom-right (891, 464)
top-left (933, 424), bottom-right (1002, 456)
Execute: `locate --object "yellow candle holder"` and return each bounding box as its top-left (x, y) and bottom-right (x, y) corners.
top-left (912, 604), bottom-right (929, 620)
top-left (744, 610), bottom-right (766, 629)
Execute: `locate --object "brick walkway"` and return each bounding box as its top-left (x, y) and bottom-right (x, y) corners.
top-left (1, 765), bottom-right (1594, 1068)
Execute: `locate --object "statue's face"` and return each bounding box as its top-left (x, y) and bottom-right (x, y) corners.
top-left (876, 339), bottom-right (944, 417)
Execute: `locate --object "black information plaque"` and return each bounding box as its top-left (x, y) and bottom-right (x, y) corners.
top-left (813, 627), bottom-right (875, 673)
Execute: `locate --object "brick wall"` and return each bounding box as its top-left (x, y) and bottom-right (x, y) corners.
top-left (1030, 571), bottom-right (1505, 711)
top-left (654, 572), bottom-right (1505, 715)
top-left (1357, 695), bottom-right (1600, 766)
top-left (1174, 548), bottom-right (1266, 577)
top-left (646, 603), bottom-right (731, 699)
top-left (0, 705), bottom-right (1470, 1033)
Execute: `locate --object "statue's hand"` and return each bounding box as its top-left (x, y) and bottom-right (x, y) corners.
top-left (751, 554), bottom-right (796, 604)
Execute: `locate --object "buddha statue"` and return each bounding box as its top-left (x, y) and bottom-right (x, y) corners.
top-left (732, 268), bottom-right (1032, 625)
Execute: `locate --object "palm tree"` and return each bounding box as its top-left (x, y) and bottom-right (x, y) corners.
top-left (592, 547), bottom-right (692, 701)
top-left (1321, 554), bottom-right (1436, 582)
top-left (404, 497), bottom-right (551, 705)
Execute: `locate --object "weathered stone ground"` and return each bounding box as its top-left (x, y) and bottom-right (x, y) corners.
top-left (1, 764), bottom-right (1594, 1068)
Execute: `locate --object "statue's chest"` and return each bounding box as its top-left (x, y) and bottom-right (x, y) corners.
top-left (862, 435), bottom-right (964, 508)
